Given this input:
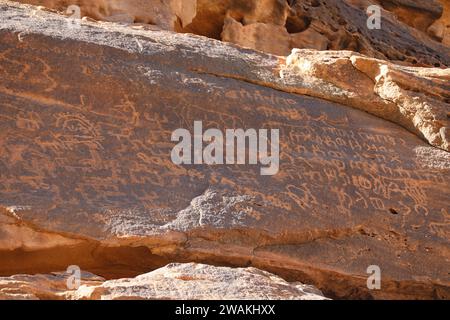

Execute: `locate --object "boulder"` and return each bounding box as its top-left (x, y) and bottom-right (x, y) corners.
top-left (71, 263), bottom-right (328, 300)
top-left (0, 263), bottom-right (327, 300)
top-left (428, 0), bottom-right (450, 45)
top-left (221, 16), bottom-right (292, 56)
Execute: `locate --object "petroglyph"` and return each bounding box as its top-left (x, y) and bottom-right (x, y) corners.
top-left (0, 3), bottom-right (449, 299)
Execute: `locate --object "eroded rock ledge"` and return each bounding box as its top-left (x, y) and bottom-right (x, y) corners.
top-left (0, 1), bottom-right (449, 300)
top-left (0, 263), bottom-right (329, 300)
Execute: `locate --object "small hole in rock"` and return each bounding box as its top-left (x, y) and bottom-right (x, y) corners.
top-left (389, 208), bottom-right (399, 215)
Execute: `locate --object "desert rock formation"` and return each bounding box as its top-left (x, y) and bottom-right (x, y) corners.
top-left (0, 263), bottom-right (327, 300)
top-left (71, 263), bottom-right (328, 300)
top-left (0, 269), bottom-right (104, 299)
top-left (0, 1), bottom-right (449, 300)
top-left (12, 0), bottom-right (450, 67)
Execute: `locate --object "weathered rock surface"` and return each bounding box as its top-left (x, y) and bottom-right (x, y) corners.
top-left (281, 49), bottom-right (450, 152)
top-left (13, 0), bottom-right (450, 66)
top-left (72, 263), bottom-right (328, 300)
top-left (12, 0), bottom-right (198, 30)
top-left (0, 270), bottom-right (104, 300)
top-left (6, 2), bottom-right (450, 151)
top-left (0, 263), bottom-right (327, 300)
top-left (429, 0), bottom-right (450, 45)
top-left (0, 1), bottom-right (449, 300)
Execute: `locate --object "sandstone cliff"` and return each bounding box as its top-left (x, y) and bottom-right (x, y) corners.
top-left (0, 1), bottom-right (449, 300)
top-left (12, 0), bottom-right (450, 66)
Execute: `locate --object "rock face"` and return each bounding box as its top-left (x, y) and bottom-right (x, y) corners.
top-left (429, 0), bottom-right (450, 45)
top-left (0, 1), bottom-right (449, 300)
top-left (0, 263), bottom-right (327, 300)
top-left (72, 263), bottom-right (328, 300)
top-left (281, 50), bottom-right (450, 152)
top-left (12, 0), bottom-right (198, 30)
top-left (0, 271), bottom-right (104, 300)
top-left (13, 0), bottom-right (450, 66)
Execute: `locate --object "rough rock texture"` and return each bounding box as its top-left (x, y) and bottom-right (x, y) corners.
top-left (0, 2), bottom-right (449, 300)
top-left (281, 50), bottom-right (450, 152)
top-left (0, 263), bottom-right (327, 300)
top-left (0, 270), bottom-right (104, 300)
top-left (221, 16), bottom-right (292, 57)
top-left (13, 0), bottom-right (450, 66)
top-left (12, 0), bottom-right (198, 30)
top-left (72, 263), bottom-right (328, 300)
top-left (429, 0), bottom-right (450, 45)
